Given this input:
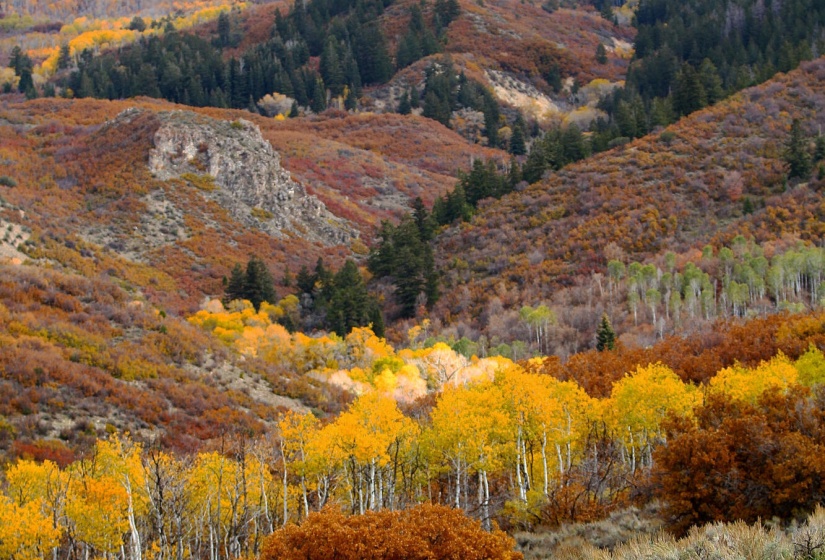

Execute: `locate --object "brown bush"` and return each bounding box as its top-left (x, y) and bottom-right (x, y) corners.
top-left (260, 504), bottom-right (522, 560)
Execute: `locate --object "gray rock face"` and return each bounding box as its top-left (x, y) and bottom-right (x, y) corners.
top-left (142, 109), bottom-right (355, 246)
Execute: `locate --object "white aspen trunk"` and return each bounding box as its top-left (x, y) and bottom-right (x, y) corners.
top-left (556, 443), bottom-right (564, 476)
top-left (521, 437), bottom-right (531, 492)
top-left (454, 460), bottom-right (461, 509)
top-left (358, 469), bottom-right (365, 515)
top-left (378, 468), bottom-right (384, 510)
top-left (369, 459), bottom-right (376, 511)
top-left (260, 466), bottom-right (272, 532)
top-left (282, 460), bottom-right (288, 527)
top-left (301, 476), bottom-right (309, 519)
top-left (541, 431), bottom-right (549, 495)
top-left (124, 476), bottom-right (142, 560)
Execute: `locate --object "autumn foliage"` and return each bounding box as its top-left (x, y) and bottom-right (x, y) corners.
top-left (655, 386), bottom-right (825, 534)
top-left (261, 505), bottom-right (522, 560)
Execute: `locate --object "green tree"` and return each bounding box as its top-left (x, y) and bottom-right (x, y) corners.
top-left (216, 12), bottom-right (231, 48)
top-left (784, 118), bottom-right (812, 180)
top-left (509, 118), bottom-right (527, 155)
top-left (224, 264), bottom-right (246, 305)
top-left (296, 265), bottom-right (316, 295)
top-left (57, 44), bottom-right (72, 70)
top-left (244, 257), bottom-right (277, 311)
top-left (698, 58), bottom-right (723, 105)
top-left (596, 313), bottom-right (616, 351)
top-left (398, 89), bottom-right (412, 115)
top-left (128, 16), bottom-right (146, 31)
top-left (673, 63), bottom-right (706, 116)
top-left (327, 260), bottom-right (378, 336)
top-left (595, 43), bottom-right (608, 64)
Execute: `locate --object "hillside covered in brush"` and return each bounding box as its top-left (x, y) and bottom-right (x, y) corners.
top-left (0, 93), bottom-right (506, 315)
top-left (433, 58), bottom-right (825, 354)
top-left (4, 0), bottom-right (825, 552)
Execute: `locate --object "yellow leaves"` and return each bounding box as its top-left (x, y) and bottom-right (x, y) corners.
top-left (59, 435), bottom-right (148, 553)
top-left (31, 4), bottom-right (247, 76)
top-left (345, 326), bottom-right (394, 368)
top-left (0, 496), bottom-right (61, 560)
top-left (794, 344), bottom-right (825, 387)
top-left (329, 393), bottom-right (419, 468)
top-left (428, 380), bottom-right (511, 471)
top-left (607, 363), bottom-right (699, 442)
top-left (5, 459), bottom-right (66, 509)
top-left (66, 476), bottom-right (130, 553)
top-left (710, 354), bottom-right (798, 403)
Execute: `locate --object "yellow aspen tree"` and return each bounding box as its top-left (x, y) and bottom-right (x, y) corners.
top-left (5, 459), bottom-right (67, 560)
top-left (427, 381), bottom-right (510, 526)
top-left (92, 435), bottom-right (148, 560)
top-left (794, 344), bottom-right (825, 387)
top-left (325, 393), bottom-right (419, 514)
top-left (0, 496), bottom-right (61, 560)
top-left (607, 363), bottom-right (699, 472)
top-left (277, 411), bottom-right (319, 524)
top-left (710, 353), bottom-right (798, 402)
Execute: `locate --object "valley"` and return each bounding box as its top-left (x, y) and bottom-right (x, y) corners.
top-left (1, 0), bottom-right (825, 556)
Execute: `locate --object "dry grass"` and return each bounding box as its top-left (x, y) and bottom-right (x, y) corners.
top-left (518, 506), bottom-right (825, 560)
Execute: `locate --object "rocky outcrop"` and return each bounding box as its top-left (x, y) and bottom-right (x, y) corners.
top-left (122, 109), bottom-right (355, 246)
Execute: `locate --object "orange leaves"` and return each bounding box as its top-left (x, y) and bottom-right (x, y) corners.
top-left (654, 387), bottom-right (825, 534)
top-left (261, 504), bottom-right (522, 560)
top-left (0, 496), bottom-right (62, 560)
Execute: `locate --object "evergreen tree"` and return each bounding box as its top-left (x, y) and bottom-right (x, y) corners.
top-left (345, 87), bottom-right (358, 110)
top-left (595, 43), bottom-right (608, 64)
top-left (17, 68), bottom-right (34, 94)
top-left (224, 263), bottom-right (247, 305)
top-left (482, 91), bottom-right (500, 147)
top-left (296, 265), bottom-right (316, 294)
top-left (310, 76), bottom-right (327, 113)
top-left (398, 89), bottom-right (412, 114)
top-left (412, 196), bottom-right (435, 241)
top-left (784, 118), bottom-right (812, 180)
top-left (327, 260), bottom-right (373, 336)
top-left (368, 215), bottom-right (440, 318)
top-left (57, 44), bottom-right (72, 70)
top-left (673, 63), bottom-right (706, 116)
top-left (217, 12), bottom-right (231, 48)
top-left (509, 116), bottom-right (527, 155)
top-left (434, 0), bottom-right (461, 26)
top-left (128, 16), bottom-right (147, 31)
top-left (244, 257), bottom-right (277, 311)
top-left (596, 313), bottom-right (616, 351)
top-left (814, 135), bottom-right (825, 162)
top-left (320, 38), bottom-right (345, 96)
top-left (698, 58), bottom-right (724, 105)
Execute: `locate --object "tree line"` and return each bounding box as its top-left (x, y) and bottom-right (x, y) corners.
top-left (592, 0), bottom-right (825, 147)
top-left (224, 256), bottom-right (384, 337)
top-left (59, 0), bottom-right (460, 114)
top-left (3, 346), bottom-right (823, 558)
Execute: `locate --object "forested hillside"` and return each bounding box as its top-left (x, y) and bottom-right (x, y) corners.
top-left (434, 58), bottom-right (825, 354)
top-left (3, 0), bottom-right (825, 552)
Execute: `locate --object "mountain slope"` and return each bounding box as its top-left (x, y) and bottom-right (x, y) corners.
top-left (0, 96), bottom-right (501, 314)
top-left (433, 58), bottom-right (825, 350)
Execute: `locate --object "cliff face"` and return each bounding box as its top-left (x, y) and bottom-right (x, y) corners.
top-left (139, 109), bottom-right (355, 246)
